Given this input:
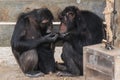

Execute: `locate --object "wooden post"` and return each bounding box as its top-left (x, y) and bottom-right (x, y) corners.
top-left (103, 0), bottom-right (114, 43)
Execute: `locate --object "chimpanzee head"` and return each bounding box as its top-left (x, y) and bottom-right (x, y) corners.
top-left (59, 6), bottom-right (82, 33)
top-left (36, 8), bottom-right (53, 30)
top-left (25, 8), bottom-right (54, 33)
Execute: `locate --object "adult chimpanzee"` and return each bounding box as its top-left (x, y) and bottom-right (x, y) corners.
top-left (57, 6), bottom-right (105, 76)
top-left (11, 8), bottom-right (58, 77)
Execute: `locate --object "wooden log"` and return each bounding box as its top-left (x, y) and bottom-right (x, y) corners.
top-left (103, 0), bottom-right (114, 42)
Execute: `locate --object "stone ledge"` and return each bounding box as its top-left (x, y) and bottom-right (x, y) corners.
top-left (0, 47), bottom-right (63, 66)
top-left (0, 47), bottom-right (84, 80)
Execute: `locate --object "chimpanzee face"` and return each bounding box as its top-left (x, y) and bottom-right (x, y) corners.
top-left (59, 6), bottom-right (78, 33)
top-left (35, 8), bottom-right (54, 33)
top-left (40, 19), bottom-right (52, 33)
top-left (59, 11), bottom-right (75, 24)
top-left (40, 19), bottom-right (52, 29)
top-left (59, 11), bottom-right (76, 33)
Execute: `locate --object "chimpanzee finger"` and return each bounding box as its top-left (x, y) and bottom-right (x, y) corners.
top-left (51, 34), bottom-right (59, 41)
top-left (44, 33), bottom-right (53, 38)
top-left (49, 33), bottom-right (57, 37)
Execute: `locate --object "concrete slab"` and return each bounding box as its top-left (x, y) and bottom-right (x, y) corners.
top-left (0, 47), bottom-right (85, 80)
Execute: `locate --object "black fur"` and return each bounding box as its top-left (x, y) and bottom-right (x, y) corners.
top-left (58, 6), bottom-right (105, 76)
top-left (11, 8), bottom-right (58, 77)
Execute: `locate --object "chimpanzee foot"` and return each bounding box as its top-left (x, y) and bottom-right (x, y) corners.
top-left (25, 71), bottom-right (45, 77)
top-left (55, 62), bottom-right (67, 71)
top-left (56, 71), bottom-right (74, 77)
top-left (48, 71), bottom-right (54, 75)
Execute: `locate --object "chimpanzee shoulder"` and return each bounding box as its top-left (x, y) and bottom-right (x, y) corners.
top-left (80, 10), bottom-right (103, 24)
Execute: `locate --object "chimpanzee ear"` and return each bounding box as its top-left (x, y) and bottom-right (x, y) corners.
top-left (58, 12), bottom-right (63, 21)
top-left (67, 12), bottom-right (75, 21)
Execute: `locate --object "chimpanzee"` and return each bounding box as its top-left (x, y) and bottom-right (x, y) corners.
top-left (11, 8), bottom-right (58, 77)
top-left (56, 6), bottom-right (105, 76)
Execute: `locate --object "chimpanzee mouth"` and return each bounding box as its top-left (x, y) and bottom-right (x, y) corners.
top-left (59, 23), bottom-right (67, 33)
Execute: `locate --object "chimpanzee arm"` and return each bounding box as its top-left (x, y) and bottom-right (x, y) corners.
top-left (12, 35), bottom-right (58, 52)
top-left (11, 18), bottom-right (38, 52)
top-left (11, 16), bottom-right (57, 52)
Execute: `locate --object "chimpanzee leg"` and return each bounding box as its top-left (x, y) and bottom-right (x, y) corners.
top-left (62, 56), bottom-right (81, 75)
top-left (57, 42), bottom-right (82, 76)
top-left (19, 49), bottom-right (44, 77)
top-left (19, 49), bottom-right (38, 72)
top-left (38, 48), bottom-right (56, 74)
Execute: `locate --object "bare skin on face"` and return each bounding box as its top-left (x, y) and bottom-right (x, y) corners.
top-left (60, 23), bottom-right (67, 33)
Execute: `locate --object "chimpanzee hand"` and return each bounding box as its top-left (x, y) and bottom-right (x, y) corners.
top-left (58, 32), bottom-right (74, 41)
top-left (58, 32), bottom-right (70, 39)
top-left (44, 33), bottom-right (58, 42)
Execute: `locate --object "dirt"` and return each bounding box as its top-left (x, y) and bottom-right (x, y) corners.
top-left (0, 47), bottom-right (85, 80)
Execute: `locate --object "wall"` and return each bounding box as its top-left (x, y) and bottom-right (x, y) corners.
top-left (0, 0), bottom-right (120, 47)
top-left (115, 0), bottom-right (120, 47)
top-left (0, 0), bottom-right (105, 21)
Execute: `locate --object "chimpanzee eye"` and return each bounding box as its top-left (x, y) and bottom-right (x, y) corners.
top-left (40, 23), bottom-right (45, 27)
top-left (40, 22), bottom-right (51, 27)
top-left (41, 23), bottom-right (46, 25)
top-left (67, 12), bottom-right (74, 16)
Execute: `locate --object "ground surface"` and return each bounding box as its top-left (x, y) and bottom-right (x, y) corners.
top-left (0, 47), bottom-right (84, 80)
